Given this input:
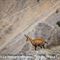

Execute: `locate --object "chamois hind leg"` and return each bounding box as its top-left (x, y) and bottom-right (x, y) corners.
top-left (39, 44), bottom-right (44, 49)
top-left (39, 44), bottom-right (42, 48)
top-left (39, 45), bottom-right (42, 48)
top-left (42, 44), bottom-right (45, 49)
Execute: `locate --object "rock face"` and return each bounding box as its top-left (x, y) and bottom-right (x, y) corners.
top-left (20, 22), bottom-right (60, 57)
top-left (0, 0), bottom-right (60, 60)
top-left (0, 0), bottom-right (54, 48)
top-left (34, 23), bottom-right (52, 39)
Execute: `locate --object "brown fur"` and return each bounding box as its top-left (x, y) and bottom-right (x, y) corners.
top-left (24, 35), bottom-right (47, 50)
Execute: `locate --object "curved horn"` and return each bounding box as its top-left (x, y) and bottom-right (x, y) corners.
top-left (24, 34), bottom-right (29, 38)
top-left (24, 35), bottom-right (29, 41)
top-left (24, 34), bottom-right (31, 41)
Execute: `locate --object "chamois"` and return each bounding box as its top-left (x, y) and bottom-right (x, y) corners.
top-left (24, 35), bottom-right (48, 50)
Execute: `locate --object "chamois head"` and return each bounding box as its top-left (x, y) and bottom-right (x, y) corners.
top-left (24, 34), bottom-right (32, 41)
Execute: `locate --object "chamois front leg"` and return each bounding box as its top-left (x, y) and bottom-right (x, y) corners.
top-left (34, 46), bottom-right (37, 50)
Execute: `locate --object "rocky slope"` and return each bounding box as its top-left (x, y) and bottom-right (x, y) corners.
top-left (0, 0), bottom-right (60, 60)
